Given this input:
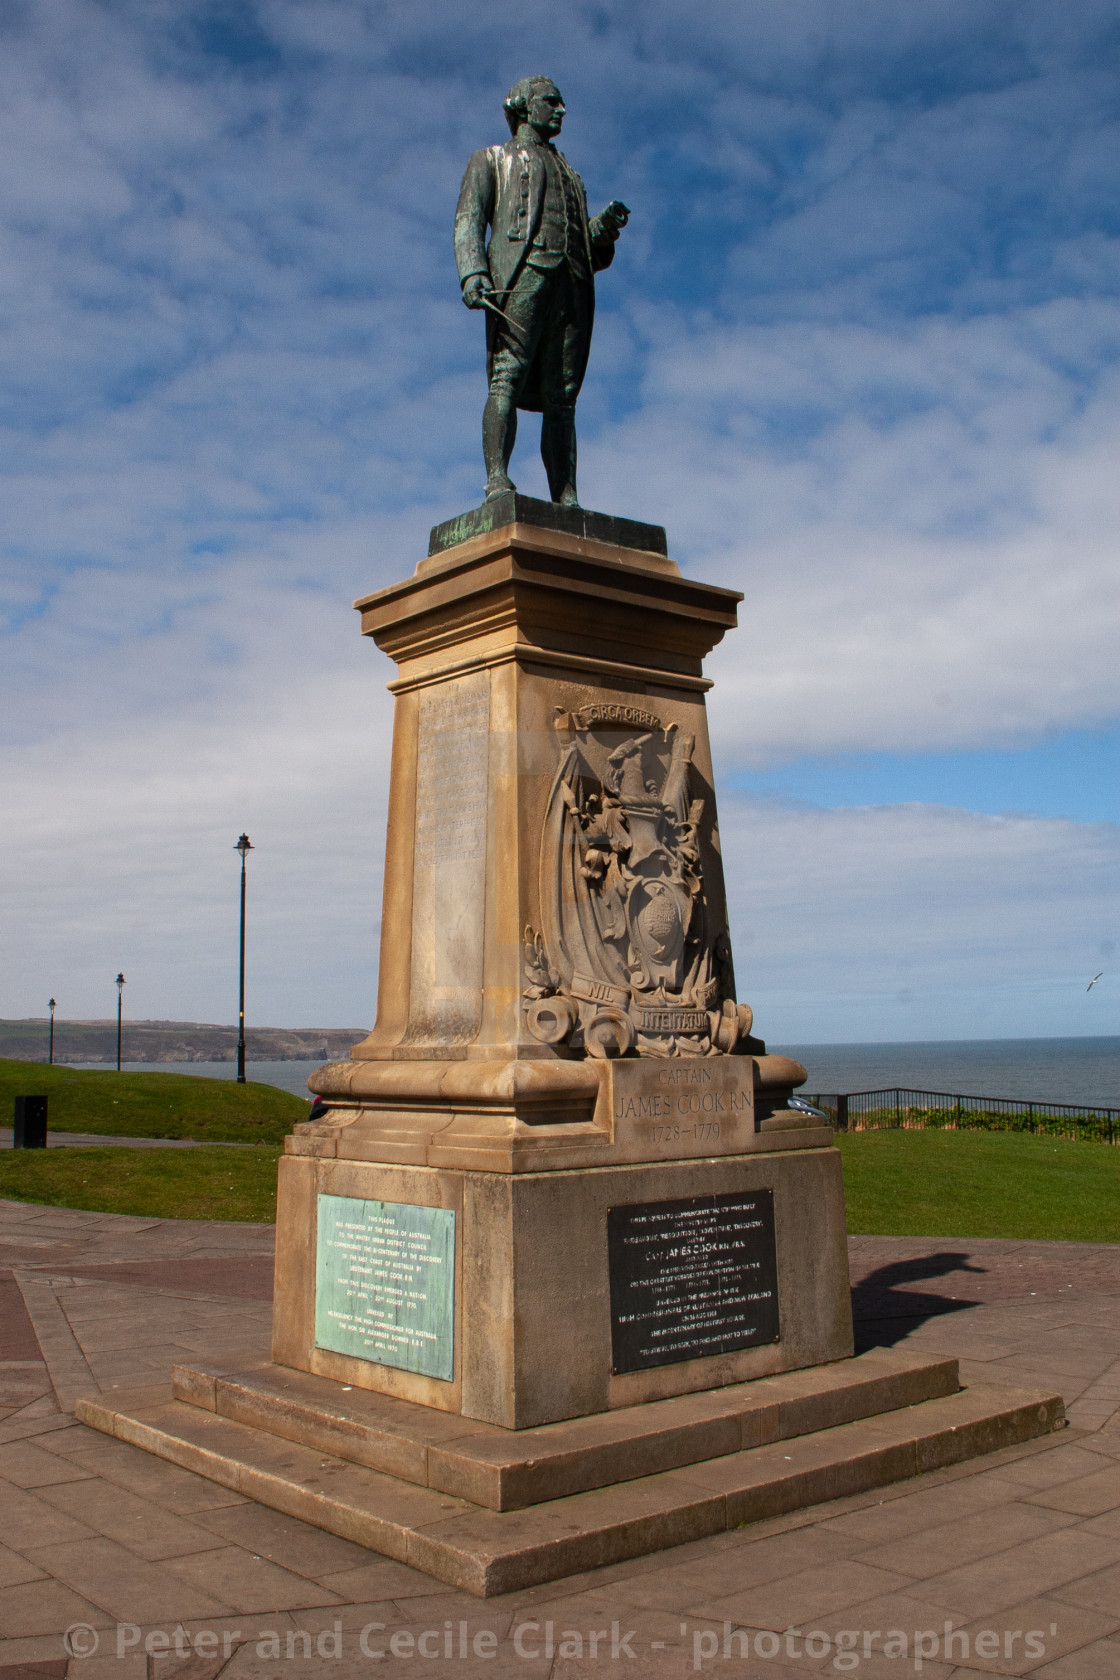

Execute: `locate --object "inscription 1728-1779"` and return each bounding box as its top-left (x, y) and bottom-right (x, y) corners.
top-left (607, 1190), bottom-right (779, 1375)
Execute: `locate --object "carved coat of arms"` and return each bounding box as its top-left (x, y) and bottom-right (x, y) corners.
top-left (524, 705), bottom-right (746, 1059)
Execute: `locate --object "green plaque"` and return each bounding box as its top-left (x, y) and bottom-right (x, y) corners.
top-left (314, 1194), bottom-right (455, 1381)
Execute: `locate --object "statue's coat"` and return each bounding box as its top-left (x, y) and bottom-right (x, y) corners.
top-left (454, 140), bottom-right (618, 412)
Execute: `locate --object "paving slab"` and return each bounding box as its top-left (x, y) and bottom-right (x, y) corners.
top-left (32, 1479), bottom-right (230, 1562)
top-left (951, 1598), bottom-right (1120, 1677)
top-left (1, 1487), bottom-right (97, 1552)
top-left (685, 1556), bottom-right (916, 1628)
top-left (851, 1499), bottom-right (1080, 1577)
top-left (156, 1547), bottom-right (342, 1614)
top-left (0, 1548), bottom-right (47, 1592)
top-left (0, 1442), bottom-right (94, 1490)
top-left (1076, 1506), bottom-right (1120, 1543)
top-left (0, 1577), bottom-right (114, 1639)
top-left (185, 1503), bottom-right (375, 1579)
top-left (1022, 1461), bottom-right (1120, 1516)
top-left (23, 1537), bottom-right (234, 1623)
top-left (31, 1438), bottom-right (249, 1515)
top-left (917, 1525), bottom-right (1120, 1619)
top-left (1034, 1632), bottom-right (1120, 1678)
top-left (594, 1522), bottom-right (863, 1609)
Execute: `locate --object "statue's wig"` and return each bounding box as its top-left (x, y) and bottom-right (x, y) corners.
top-left (503, 75), bottom-right (560, 134)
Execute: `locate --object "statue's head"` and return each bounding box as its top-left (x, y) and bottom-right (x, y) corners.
top-left (503, 76), bottom-right (565, 138)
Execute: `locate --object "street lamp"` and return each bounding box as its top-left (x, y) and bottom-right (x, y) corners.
top-left (48, 998), bottom-right (56, 1066)
top-left (115, 973), bottom-right (126, 1071)
top-left (235, 834), bottom-right (254, 1083)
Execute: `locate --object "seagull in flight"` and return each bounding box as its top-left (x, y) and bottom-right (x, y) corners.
top-left (1086, 971), bottom-right (1103, 991)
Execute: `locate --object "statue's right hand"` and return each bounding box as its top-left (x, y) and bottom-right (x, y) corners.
top-left (462, 275), bottom-right (490, 309)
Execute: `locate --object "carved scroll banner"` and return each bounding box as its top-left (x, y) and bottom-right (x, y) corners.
top-left (407, 671), bottom-right (490, 1043)
top-left (607, 1189), bottom-right (779, 1374)
top-left (314, 1194), bottom-right (455, 1380)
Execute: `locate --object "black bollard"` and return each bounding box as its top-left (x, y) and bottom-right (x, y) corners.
top-left (13, 1095), bottom-right (48, 1149)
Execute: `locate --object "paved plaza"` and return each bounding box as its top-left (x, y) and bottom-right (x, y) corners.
top-left (1, 1197), bottom-right (1119, 1679)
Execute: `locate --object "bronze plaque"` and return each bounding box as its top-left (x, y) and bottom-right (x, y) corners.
top-left (607, 1189), bottom-right (779, 1373)
top-left (315, 1195), bottom-right (455, 1380)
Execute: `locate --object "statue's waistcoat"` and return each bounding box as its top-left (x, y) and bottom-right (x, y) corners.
top-left (454, 141), bottom-right (595, 297)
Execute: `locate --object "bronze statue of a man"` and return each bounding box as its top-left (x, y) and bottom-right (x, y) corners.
top-left (454, 76), bottom-right (629, 506)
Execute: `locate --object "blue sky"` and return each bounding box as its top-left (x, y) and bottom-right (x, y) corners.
top-left (1, 0), bottom-right (1117, 1042)
top-left (728, 731), bottom-right (1120, 826)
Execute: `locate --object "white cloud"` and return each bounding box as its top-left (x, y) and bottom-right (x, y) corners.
top-left (721, 793), bottom-right (1120, 1043)
top-left (588, 305), bottom-right (1120, 765)
top-left (2, 566), bottom-right (394, 1026)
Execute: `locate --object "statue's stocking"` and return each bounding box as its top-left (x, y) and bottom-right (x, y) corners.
top-left (483, 390), bottom-right (517, 496)
top-left (542, 405), bottom-right (578, 506)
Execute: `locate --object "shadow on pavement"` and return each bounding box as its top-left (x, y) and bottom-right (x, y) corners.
top-left (852, 1250), bottom-right (987, 1350)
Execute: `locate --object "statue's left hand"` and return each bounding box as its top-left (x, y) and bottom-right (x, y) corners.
top-left (601, 201), bottom-right (630, 231)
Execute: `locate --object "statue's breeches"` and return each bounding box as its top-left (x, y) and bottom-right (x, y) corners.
top-left (487, 263), bottom-right (593, 414)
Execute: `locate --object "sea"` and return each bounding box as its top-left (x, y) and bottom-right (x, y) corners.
top-left (65, 1037), bottom-right (1120, 1110)
top-left (775, 1037), bottom-right (1120, 1110)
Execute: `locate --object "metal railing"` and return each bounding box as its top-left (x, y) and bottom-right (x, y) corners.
top-left (802, 1088), bottom-right (1120, 1145)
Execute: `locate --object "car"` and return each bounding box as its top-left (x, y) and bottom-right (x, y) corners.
top-left (787, 1094), bottom-right (830, 1119)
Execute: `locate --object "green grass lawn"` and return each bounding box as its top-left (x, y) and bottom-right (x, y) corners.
top-left (0, 1144), bottom-right (282, 1222)
top-left (839, 1127), bottom-right (1120, 1243)
top-left (2, 1095), bottom-right (1116, 1238)
top-left (1, 1057), bottom-right (308, 1143)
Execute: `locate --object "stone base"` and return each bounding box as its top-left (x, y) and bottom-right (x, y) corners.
top-left (271, 1143), bottom-right (852, 1429)
top-left (427, 493), bottom-right (668, 559)
top-left (77, 1348), bottom-right (1064, 1597)
top-left (299, 1056), bottom-right (817, 1168)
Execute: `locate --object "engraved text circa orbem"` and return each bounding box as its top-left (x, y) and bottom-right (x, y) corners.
top-left (414, 686), bottom-right (489, 865)
top-left (314, 1194), bottom-right (455, 1381)
top-left (607, 1190), bottom-right (779, 1374)
top-left (407, 671), bottom-right (490, 1042)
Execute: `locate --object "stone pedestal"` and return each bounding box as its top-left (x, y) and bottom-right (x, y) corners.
top-left (273, 1145), bottom-right (850, 1431)
top-left (275, 497), bottom-right (847, 1425)
top-left (347, 496), bottom-right (747, 1071)
top-left (78, 496), bottom-right (1065, 1593)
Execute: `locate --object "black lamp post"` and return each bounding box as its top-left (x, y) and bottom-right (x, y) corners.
top-left (48, 998), bottom-right (56, 1066)
top-left (115, 973), bottom-right (126, 1071)
top-left (235, 834), bottom-right (253, 1083)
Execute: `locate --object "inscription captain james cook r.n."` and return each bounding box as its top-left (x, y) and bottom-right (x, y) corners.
top-left (609, 1060), bottom-right (753, 1153)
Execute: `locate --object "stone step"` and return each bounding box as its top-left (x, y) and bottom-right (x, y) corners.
top-left (168, 1346), bottom-right (959, 1511)
top-left (76, 1379), bottom-right (1064, 1598)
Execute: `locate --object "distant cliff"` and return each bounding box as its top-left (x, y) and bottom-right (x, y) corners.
top-left (1, 1019), bottom-right (367, 1065)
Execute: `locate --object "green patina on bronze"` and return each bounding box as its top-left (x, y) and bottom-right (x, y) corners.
top-left (454, 75), bottom-right (630, 508)
top-left (314, 1193), bottom-right (455, 1381)
top-left (428, 491), bottom-right (667, 558)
